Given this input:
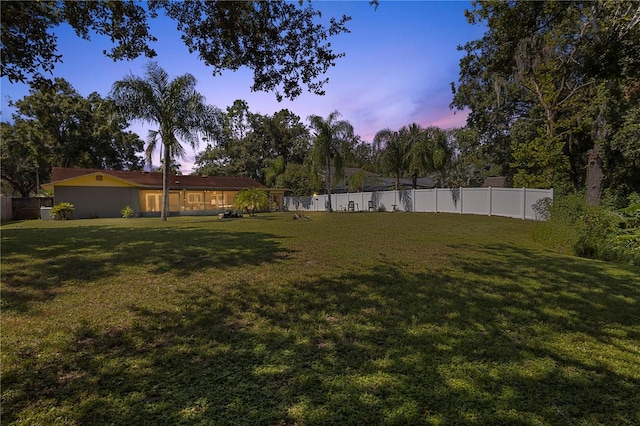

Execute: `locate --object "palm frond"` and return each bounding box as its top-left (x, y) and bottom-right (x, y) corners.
top-left (145, 130), bottom-right (160, 168)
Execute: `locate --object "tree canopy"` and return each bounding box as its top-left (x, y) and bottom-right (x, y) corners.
top-left (2, 0), bottom-right (351, 101)
top-left (1, 78), bottom-right (144, 196)
top-left (452, 0), bottom-right (640, 197)
top-left (194, 101), bottom-right (310, 188)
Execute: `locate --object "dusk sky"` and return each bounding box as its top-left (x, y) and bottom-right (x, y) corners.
top-left (1, 1), bottom-right (486, 173)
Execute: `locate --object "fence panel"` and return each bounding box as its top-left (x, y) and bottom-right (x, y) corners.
top-left (333, 193), bottom-right (350, 211)
top-left (285, 196), bottom-right (314, 212)
top-left (524, 188), bottom-right (554, 220)
top-left (11, 197), bottom-right (54, 220)
top-left (461, 188), bottom-right (490, 216)
top-left (285, 187), bottom-right (553, 220)
top-left (378, 191), bottom-right (399, 211)
top-left (360, 192), bottom-right (374, 211)
top-left (1, 196), bottom-right (13, 222)
top-left (436, 188), bottom-right (460, 213)
top-left (490, 188), bottom-right (523, 219)
top-left (414, 189), bottom-right (436, 212)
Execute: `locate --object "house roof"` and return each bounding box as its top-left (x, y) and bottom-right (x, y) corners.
top-left (482, 176), bottom-right (507, 188)
top-left (47, 167), bottom-right (269, 190)
top-left (366, 177), bottom-right (435, 191)
top-left (340, 167), bottom-right (381, 178)
top-left (329, 168), bottom-right (436, 193)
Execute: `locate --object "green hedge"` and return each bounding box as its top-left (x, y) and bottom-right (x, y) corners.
top-left (533, 194), bottom-right (640, 266)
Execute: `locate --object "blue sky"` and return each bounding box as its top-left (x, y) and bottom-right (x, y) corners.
top-left (1, 1), bottom-right (485, 173)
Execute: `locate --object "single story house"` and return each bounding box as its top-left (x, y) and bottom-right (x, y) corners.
top-left (42, 167), bottom-right (286, 219)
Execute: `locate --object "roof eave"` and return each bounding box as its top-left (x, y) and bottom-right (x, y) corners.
top-left (47, 171), bottom-right (142, 188)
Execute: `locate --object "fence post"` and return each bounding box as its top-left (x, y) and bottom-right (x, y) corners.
top-left (435, 189), bottom-right (438, 213)
top-left (459, 187), bottom-right (463, 214)
top-left (411, 188), bottom-right (414, 212)
top-left (488, 187), bottom-right (492, 216)
top-left (522, 187), bottom-right (527, 220)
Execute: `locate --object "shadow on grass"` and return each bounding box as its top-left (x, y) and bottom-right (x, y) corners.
top-left (2, 243), bottom-right (639, 424)
top-left (1, 226), bottom-right (293, 313)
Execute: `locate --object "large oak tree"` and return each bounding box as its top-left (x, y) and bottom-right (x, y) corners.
top-left (452, 0), bottom-right (640, 196)
top-left (2, 1), bottom-right (352, 101)
top-left (1, 78), bottom-right (144, 196)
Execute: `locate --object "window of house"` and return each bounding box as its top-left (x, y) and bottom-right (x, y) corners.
top-left (187, 193), bottom-right (202, 203)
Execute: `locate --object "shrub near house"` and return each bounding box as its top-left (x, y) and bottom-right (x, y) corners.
top-left (51, 202), bottom-right (74, 220)
top-left (121, 206), bottom-right (135, 218)
top-left (234, 188), bottom-right (269, 216)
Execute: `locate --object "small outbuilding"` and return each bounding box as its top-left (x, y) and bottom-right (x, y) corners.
top-left (42, 167), bottom-right (285, 219)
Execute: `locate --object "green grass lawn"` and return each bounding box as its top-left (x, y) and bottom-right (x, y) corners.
top-left (2, 213), bottom-right (639, 425)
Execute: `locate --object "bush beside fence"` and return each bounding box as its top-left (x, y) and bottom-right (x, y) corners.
top-left (285, 187), bottom-right (554, 221)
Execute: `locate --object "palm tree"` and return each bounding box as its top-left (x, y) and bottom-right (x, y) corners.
top-left (234, 187), bottom-right (269, 216)
top-left (373, 127), bottom-right (411, 191)
top-left (400, 123), bottom-right (425, 189)
top-left (425, 126), bottom-right (453, 187)
top-left (111, 61), bottom-right (216, 221)
top-left (308, 111), bottom-right (354, 212)
top-left (409, 140), bottom-right (432, 187)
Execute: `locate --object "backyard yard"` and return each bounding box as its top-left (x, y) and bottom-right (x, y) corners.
top-left (1, 213), bottom-right (639, 425)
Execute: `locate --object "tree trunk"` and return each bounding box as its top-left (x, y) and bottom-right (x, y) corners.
top-left (325, 152), bottom-right (333, 212)
top-left (161, 142), bottom-right (170, 221)
top-left (586, 144), bottom-right (604, 206)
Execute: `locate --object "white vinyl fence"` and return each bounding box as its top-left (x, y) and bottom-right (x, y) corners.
top-left (285, 187), bottom-right (554, 221)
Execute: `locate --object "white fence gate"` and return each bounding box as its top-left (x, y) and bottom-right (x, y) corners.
top-left (285, 187), bottom-right (554, 221)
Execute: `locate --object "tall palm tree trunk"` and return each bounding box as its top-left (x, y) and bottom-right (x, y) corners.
top-left (161, 141), bottom-right (170, 221)
top-left (325, 152), bottom-right (333, 212)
